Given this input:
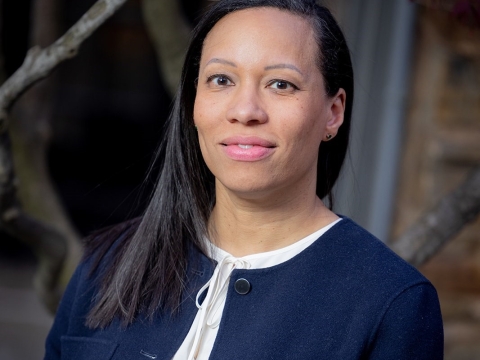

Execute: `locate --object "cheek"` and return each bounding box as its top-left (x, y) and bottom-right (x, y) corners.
top-left (306, 102), bottom-right (328, 143)
top-left (284, 105), bottom-right (324, 147)
top-left (193, 100), bottom-right (208, 152)
top-left (193, 97), bottom-right (204, 125)
top-left (194, 93), bottom-right (220, 130)
top-left (193, 99), bottom-right (219, 173)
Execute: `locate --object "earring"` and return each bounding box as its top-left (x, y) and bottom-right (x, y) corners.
top-left (325, 133), bottom-right (333, 140)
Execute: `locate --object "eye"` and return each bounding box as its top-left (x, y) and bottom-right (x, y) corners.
top-left (207, 74), bottom-right (234, 87)
top-left (267, 79), bottom-right (298, 91)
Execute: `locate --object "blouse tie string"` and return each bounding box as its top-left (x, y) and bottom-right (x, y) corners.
top-left (187, 256), bottom-right (251, 360)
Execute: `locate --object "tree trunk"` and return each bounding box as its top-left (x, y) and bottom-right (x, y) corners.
top-left (10, 0), bottom-right (83, 294)
top-left (141, 0), bottom-right (192, 96)
top-left (0, 0), bottom-right (129, 312)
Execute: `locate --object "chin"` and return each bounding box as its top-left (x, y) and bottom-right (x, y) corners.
top-left (216, 177), bottom-right (277, 197)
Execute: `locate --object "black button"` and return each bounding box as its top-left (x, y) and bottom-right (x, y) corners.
top-left (234, 278), bottom-right (251, 295)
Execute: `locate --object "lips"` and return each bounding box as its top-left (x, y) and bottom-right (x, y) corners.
top-left (221, 136), bottom-right (276, 148)
top-left (220, 136), bottom-right (276, 161)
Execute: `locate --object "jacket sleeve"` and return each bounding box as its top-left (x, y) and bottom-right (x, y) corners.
top-left (367, 282), bottom-right (444, 359)
top-left (44, 260), bottom-right (85, 360)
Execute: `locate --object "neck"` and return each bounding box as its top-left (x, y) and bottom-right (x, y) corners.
top-left (209, 184), bottom-right (338, 257)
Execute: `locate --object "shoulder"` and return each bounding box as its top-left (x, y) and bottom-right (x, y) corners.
top-left (295, 217), bottom-right (439, 320)
top-left (314, 217), bottom-right (429, 288)
top-left (305, 218), bottom-right (443, 357)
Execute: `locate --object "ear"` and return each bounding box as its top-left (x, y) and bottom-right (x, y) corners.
top-left (323, 88), bottom-right (346, 141)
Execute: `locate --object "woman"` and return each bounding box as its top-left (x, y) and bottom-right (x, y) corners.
top-left (45, 0), bottom-right (443, 359)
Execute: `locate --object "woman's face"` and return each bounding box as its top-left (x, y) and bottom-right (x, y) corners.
top-left (194, 7), bottom-right (345, 199)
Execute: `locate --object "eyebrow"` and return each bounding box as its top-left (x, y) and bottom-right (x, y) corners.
top-left (205, 59), bottom-right (304, 76)
top-left (264, 64), bottom-right (303, 76)
top-left (205, 58), bottom-right (237, 67)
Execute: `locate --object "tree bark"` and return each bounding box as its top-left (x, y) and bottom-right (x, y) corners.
top-left (390, 165), bottom-right (480, 267)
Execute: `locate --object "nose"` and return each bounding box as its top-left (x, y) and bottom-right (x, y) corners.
top-left (225, 84), bottom-right (268, 125)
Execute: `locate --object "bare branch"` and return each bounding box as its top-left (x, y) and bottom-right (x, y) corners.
top-left (0, 0), bottom-right (128, 113)
top-left (391, 165), bottom-right (480, 267)
top-left (2, 210), bottom-right (68, 313)
top-left (0, 127), bottom-right (67, 312)
top-left (0, 0), bottom-right (129, 312)
top-left (7, 0), bottom-right (82, 313)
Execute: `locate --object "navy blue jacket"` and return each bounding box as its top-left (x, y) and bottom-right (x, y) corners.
top-left (45, 218), bottom-right (443, 359)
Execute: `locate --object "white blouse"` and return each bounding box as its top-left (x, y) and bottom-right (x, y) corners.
top-left (173, 218), bottom-right (342, 360)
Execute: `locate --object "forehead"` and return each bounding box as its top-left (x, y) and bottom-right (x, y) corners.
top-left (200, 7), bottom-right (319, 69)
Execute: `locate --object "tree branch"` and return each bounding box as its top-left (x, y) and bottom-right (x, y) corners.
top-left (0, 128), bottom-right (67, 312)
top-left (0, 0), bottom-right (128, 115)
top-left (0, 0), bottom-right (129, 312)
top-left (390, 165), bottom-right (480, 267)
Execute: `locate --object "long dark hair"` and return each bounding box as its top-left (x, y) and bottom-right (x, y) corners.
top-left (86, 0), bottom-right (354, 328)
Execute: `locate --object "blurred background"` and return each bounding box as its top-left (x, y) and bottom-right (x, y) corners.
top-left (0, 0), bottom-right (479, 359)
